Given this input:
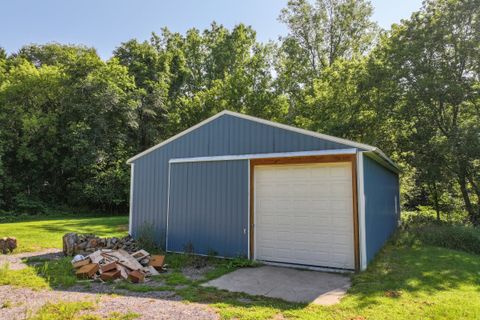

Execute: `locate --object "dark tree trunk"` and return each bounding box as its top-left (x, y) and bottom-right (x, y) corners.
top-left (458, 174), bottom-right (478, 226)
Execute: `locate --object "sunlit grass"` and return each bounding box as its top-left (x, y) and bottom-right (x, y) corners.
top-left (0, 215), bottom-right (128, 252)
top-left (182, 244), bottom-right (480, 320)
top-left (2, 216), bottom-right (480, 319)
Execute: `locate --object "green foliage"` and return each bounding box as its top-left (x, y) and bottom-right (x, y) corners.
top-left (0, 0), bottom-right (479, 221)
top-left (401, 223), bottom-right (480, 255)
top-left (371, 0), bottom-right (480, 223)
top-left (28, 301), bottom-right (96, 320)
top-left (0, 263), bottom-right (50, 290)
top-left (12, 194), bottom-right (47, 215)
top-left (1, 299), bottom-right (13, 309)
top-left (28, 257), bottom-right (78, 288)
top-left (402, 206), bottom-right (468, 225)
top-left (164, 272), bottom-right (191, 285)
top-left (176, 243), bottom-right (480, 319)
top-left (0, 257), bottom-right (77, 290)
top-left (136, 223), bottom-right (161, 253)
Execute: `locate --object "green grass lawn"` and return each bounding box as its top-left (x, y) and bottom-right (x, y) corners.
top-left (1, 215), bottom-right (479, 319)
top-left (171, 243), bottom-right (480, 320)
top-left (0, 215), bottom-right (129, 252)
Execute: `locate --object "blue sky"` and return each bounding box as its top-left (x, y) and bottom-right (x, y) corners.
top-left (0, 1), bottom-right (422, 60)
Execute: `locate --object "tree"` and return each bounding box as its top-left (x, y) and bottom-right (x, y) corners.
top-left (279, 0), bottom-right (378, 71)
top-left (0, 45), bottom-right (137, 213)
top-left (276, 0), bottom-right (379, 119)
top-left (114, 39), bottom-right (169, 151)
top-left (374, 0), bottom-right (480, 224)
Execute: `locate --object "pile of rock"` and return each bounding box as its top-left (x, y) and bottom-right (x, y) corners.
top-left (63, 233), bottom-right (140, 256)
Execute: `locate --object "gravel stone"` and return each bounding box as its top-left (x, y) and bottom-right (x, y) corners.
top-left (0, 286), bottom-right (218, 319)
top-left (0, 250), bottom-right (219, 319)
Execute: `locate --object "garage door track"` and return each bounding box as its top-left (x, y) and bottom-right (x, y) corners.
top-left (202, 265), bottom-right (351, 305)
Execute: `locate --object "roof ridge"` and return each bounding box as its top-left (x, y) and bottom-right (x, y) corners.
top-left (127, 110), bottom-right (397, 172)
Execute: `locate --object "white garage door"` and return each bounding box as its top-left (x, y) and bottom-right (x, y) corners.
top-left (254, 162), bottom-right (355, 270)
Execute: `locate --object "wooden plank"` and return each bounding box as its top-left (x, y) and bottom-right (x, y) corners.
top-left (249, 160), bottom-right (255, 259)
top-left (76, 263), bottom-right (99, 279)
top-left (128, 270), bottom-right (145, 283)
top-left (100, 262), bottom-right (117, 273)
top-left (88, 250), bottom-right (106, 264)
top-left (148, 255), bottom-right (165, 269)
top-left (72, 257), bottom-right (91, 269)
top-left (116, 265), bottom-right (129, 279)
top-left (351, 157), bottom-right (360, 272)
top-left (102, 250), bottom-right (143, 271)
top-left (100, 270), bottom-right (121, 281)
top-left (143, 266), bottom-right (160, 276)
top-left (250, 154), bottom-right (355, 166)
top-left (131, 249), bottom-right (150, 261)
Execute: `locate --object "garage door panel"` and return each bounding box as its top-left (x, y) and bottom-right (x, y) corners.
top-left (255, 162), bottom-right (355, 270)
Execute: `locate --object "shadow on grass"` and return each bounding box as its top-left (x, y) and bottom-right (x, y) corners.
top-left (30, 217), bottom-right (129, 235)
top-left (346, 241), bottom-right (480, 309)
top-left (15, 240), bottom-right (480, 317)
top-left (18, 250), bottom-right (306, 317)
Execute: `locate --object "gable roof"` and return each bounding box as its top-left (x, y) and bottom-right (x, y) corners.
top-left (127, 110), bottom-right (399, 172)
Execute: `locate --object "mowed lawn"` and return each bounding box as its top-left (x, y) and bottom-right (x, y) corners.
top-left (0, 215), bottom-right (129, 252)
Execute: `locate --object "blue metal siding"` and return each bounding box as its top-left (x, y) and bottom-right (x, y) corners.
top-left (167, 160), bottom-right (248, 257)
top-left (131, 113), bottom-right (361, 251)
top-left (364, 154), bottom-right (400, 262)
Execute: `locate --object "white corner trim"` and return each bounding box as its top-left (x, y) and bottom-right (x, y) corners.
top-left (128, 163), bottom-right (134, 235)
top-left (169, 149), bottom-right (357, 164)
top-left (165, 162), bottom-right (172, 251)
top-left (357, 152), bottom-right (367, 271)
top-left (253, 163), bottom-right (257, 261)
top-left (247, 159), bottom-right (251, 260)
top-left (127, 110), bottom-right (381, 164)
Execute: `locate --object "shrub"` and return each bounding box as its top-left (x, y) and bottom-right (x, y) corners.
top-left (403, 223), bottom-right (480, 255)
top-left (402, 206), bottom-right (468, 226)
top-left (136, 223), bottom-right (160, 253)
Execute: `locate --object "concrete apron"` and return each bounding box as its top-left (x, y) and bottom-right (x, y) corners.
top-left (202, 265), bottom-right (351, 305)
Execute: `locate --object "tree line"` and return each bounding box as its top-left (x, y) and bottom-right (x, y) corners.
top-left (0, 0), bottom-right (479, 224)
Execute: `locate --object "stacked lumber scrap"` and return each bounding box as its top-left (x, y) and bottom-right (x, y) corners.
top-left (71, 249), bottom-right (165, 283)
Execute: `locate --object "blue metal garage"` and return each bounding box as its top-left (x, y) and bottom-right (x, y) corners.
top-left (127, 110), bottom-right (400, 271)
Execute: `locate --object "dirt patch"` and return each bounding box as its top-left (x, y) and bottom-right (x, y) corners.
top-left (0, 249), bottom-right (62, 270)
top-left (182, 265), bottom-right (215, 281)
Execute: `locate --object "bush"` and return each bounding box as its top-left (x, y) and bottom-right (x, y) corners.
top-left (402, 206), bottom-right (468, 226)
top-left (402, 223), bottom-right (480, 255)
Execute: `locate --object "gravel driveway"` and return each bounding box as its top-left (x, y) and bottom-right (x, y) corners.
top-left (0, 286), bottom-right (218, 320)
top-left (0, 250), bottom-right (219, 320)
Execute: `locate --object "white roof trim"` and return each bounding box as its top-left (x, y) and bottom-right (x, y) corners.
top-left (127, 110), bottom-right (398, 171)
top-left (169, 149), bottom-right (357, 164)
top-left (127, 111), bottom-right (226, 164)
